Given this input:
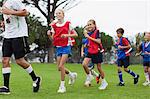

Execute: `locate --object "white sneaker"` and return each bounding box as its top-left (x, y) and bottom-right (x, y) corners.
top-left (57, 86), bottom-right (66, 93)
top-left (98, 79), bottom-right (108, 90)
top-left (68, 72), bottom-right (77, 85)
top-left (143, 81), bottom-right (150, 86)
top-left (84, 74), bottom-right (94, 87)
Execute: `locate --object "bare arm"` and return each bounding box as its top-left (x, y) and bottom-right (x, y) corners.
top-left (1, 7), bottom-right (29, 16)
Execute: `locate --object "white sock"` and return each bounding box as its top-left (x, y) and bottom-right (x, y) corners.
top-left (68, 71), bottom-right (72, 77)
top-left (91, 70), bottom-right (99, 77)
top-left (2, 67), bottom-right (11, 74)
top-left (60, 81), bottom-right (65, 87)
top-left (25, 65), bottom-right (33, 74)
top-left (145, 73), bottom-right (149, 82)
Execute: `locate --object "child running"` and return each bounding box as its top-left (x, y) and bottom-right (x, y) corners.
top-left (48, 9), bottom-right (78, 93)
top-left (137, 32), bottom-right (150, 86)
top-left (82, 19), bottom-right (108, 90)
top-left (81, 30), bottom-right (100, 84)
top-left (115, 28), bottom-right (139, 86)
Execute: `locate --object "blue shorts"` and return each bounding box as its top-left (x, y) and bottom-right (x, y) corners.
top-left (56, 46), bottom-right (71, 57)
top-left (117, 56), bottom-right (130, 68)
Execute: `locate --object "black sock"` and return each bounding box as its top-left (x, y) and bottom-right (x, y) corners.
top-left (3, 73), bottom-right (10, 88)
top-left (29, 71), bottom-right (37, 81)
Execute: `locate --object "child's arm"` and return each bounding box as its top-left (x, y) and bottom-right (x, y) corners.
top-left (81, 45), bottom-right (84, 57)
top-left (84, 30), bottom-right (101, 44)
top-left (61, 24), bottom-right (78, 38)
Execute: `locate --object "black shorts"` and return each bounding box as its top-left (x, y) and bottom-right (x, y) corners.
top-left (86, 52), bottom-right (103, 64)
top-left (2, 36), bottom-right (30, 59)
top-left (143, 61), bottom-right (150, 67)
top-left (117, 56), bottom-right (130, 68)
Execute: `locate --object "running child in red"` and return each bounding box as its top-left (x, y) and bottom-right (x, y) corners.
top-left (82, 19), bottom-right (108, 90)
top-left (48, 9), bottom-right (78, 93)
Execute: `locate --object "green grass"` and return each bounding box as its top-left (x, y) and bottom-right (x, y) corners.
top-left (0, 63), bottom-right (150, 99)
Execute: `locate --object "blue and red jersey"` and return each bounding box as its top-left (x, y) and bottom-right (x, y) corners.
top-left (87, 29), bottom-right (103, 54)
top-left (140, 41), bottom-right (150, 62)
top-left (116, 37), bottom-right (131, 59)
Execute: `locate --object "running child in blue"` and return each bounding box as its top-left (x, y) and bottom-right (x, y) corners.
top-left (137, 32), bottom-right (150, 86)
top-left (116, 28), bottom-right (139, 86)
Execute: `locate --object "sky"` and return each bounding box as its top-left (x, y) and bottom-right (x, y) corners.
top-left (27, 0), bottom-right (150, 37)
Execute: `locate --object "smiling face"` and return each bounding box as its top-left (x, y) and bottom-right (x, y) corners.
top-left (86, 20), bottom-right (96, 32)
top-left (144, 32), bottom-right (150, 41)
top-left (55, 9), bottom-right (64, 21)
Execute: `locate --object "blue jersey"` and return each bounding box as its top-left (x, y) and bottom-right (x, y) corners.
top-left (141, 41), bottom-right (150, 62)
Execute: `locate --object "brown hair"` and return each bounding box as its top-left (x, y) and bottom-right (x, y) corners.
top-left (116, 28), bottom-right (124, 34)
top-left (88, 19), bottom-right (96, 25)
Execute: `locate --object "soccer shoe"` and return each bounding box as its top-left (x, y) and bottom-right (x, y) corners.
top-left (0, 86), bottom-right (10, 95)
top-left (84, 74), bottom-right (94, 87)
top-left (134, 74), bottom-right (139, 84)
top-left (68, 72), bottom-right (77, 85)
top-left (96, 76), bottom-right (100, 84)
top-left (98, 79), bottom-right (108, 90)
top-left (57, 86), bottom-right (66, 93)
top-left (143, 81), bottom-right (150, 86)
top-left (117, 82), bottom-right (125, 86)
top-left (33, 76), bottom-right (41, 92)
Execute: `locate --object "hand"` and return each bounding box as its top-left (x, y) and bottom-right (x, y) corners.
top-left (47, 30), bottom-right (51, 36)
top-left (118, 45), bottom-right (123, 49)
top-left (61, 34), bottom-right (68, 38)
top-left (145, 51), bottom-right (150, 55)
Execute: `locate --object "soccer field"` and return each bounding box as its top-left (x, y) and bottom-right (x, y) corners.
top-left (0, 63), bottom-right (149, 99)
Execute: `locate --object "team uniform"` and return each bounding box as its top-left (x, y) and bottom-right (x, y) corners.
top-left (84, 29), bottom-right (108, 89)
top-left (51, 21), bottom-right (77, 93)
top-left (86, 29), bottom-right (103, 63)
top-left (140, 41), bottom-right (150, 67)
top-left (51, 21), bottom-right (73, 56)
top-left (116, 37), bottom-right (139, 86)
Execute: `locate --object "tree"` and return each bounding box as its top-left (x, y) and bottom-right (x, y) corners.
top-left (23, 0), bottom-right (80, 63)
top-left (101, 32), bottom-right (114, 52)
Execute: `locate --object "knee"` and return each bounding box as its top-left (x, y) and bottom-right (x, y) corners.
top-left (2, 58), bottom-right (10, 67)
top-left (15, 59), bottom-right (22, 65)
top-left (58, 65), bottom-right (64, 71)
top-left (117, 67), bottom-right (122, 72)
top-left (144, 68), bottom-right (148, 73)
top-left (124, 68), bottom-right (128, 72)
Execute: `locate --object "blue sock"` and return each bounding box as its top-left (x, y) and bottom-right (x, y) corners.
top-left (126, 69), bottom-right (137, 78)
top-left (118, 71), bottom-right (124, 83)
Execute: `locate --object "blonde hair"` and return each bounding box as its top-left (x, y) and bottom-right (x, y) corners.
top-left (55, 9), bottom-right (65, 16)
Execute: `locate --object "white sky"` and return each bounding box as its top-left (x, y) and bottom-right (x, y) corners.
top-left (27, 0), bottom-right (150, 37)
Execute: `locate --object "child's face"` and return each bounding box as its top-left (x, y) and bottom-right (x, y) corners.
top-left (55, 10), bottom-right (64, 20)
top-left (86, 21), bottom-right (96, 32)
top-left (117, 32), bottom-right (122, 38)
top-left (144, 33), bottom-right (150, 41)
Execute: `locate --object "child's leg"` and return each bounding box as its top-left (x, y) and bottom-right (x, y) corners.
top-left (144, 66), bottom-right (149, 81)
top-left (117, 66), bottom-right (124, 83)
top-left (97, 63), bottom-right (104, 79)
top-left (58, 54), bottom-right (68, 81)
top-left (97, 63), bottom-right (108, 90)
top-left (124, 68), bottom-right (137, 78)
top-left (147, 67), bottom-right (150, 82)
top-left (82, 58), bottom-right (91, 74)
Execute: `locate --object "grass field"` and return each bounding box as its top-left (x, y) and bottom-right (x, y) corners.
top-left (0, 63), bottom-right (150, 99)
